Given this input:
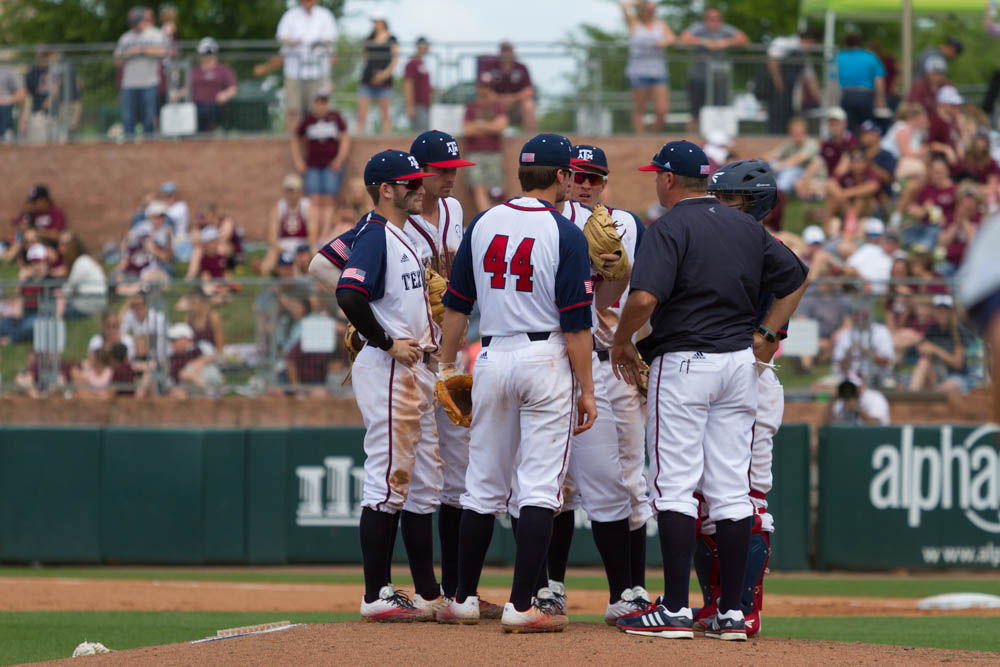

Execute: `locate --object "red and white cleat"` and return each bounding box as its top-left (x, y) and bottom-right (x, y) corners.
top-left (360, 585), bottom-right (423, 623)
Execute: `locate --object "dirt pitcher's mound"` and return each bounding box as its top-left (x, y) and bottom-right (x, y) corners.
top-left (40, 621), bottom-right (997, 666)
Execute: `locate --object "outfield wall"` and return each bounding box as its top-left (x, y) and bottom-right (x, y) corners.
top-left (2, 424), bottom-right (997, 570)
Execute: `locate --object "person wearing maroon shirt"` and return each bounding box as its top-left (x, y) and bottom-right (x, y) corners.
top-left (906, 54), bottom-right (949, 116)
top-left (13, 185), bottom-right (67, 243)
top-left (482, 41), bottom-right (536, 132)
top-left (404, 37), bottom-right (432, 132)
top-left (188, 38), bottom-right (237, 132)
top-left (165, 322), bottom-right (214, 397)
top-left (463, 77), bottom-right (509, 213)
top-left (905, 155), bottom-right (957, 250)
top-left (819, 108), bottom-right (858, 175)
top-left (927, 85), bottom-right (964, 165)
top-left (292, 90), bottom-right (351, 244)
top-left (937, 182), bottom-right (984, 275)
top-left (193, 226), bottom-right (231, 281)
top-left (824, 147), bottom-right (882, 228)
top-left (955, 132), bottom-right (1000, 207)
top-left (0, 243), bottom-right (50, 344)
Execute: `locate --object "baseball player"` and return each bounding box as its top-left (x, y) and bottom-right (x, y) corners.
top-left (435, 134), bottom-right (597, 633)
top-left (611, 141), bottom-right (808, 641)
top-left (404, 130), bottom-right (502, 620)
top-left (334, 149), bottom-right (445, 623)
top-left (691, 160), bottom-right (786, 638)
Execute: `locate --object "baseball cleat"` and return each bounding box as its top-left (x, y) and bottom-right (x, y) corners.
top-left (744, 609), bottom-right (761, 638)
top-left (412, 591), bottom-right (450, 622)
top-left (615, 604), bottom-right (694, 639)
top-left (544, 581), bottom-right (568, 615)
top-left (435, 595), bottom-right (480, 624)
top-left (501, 598), bottom-right (568, 633)
top-left (360, 585), bottom-right (423, 623)
top-left (604, 587), bottom-right (653, 626)
top-left (478, 597), bottom-right (504, 620)
top-left (704, 609), bottom-right (748, 641)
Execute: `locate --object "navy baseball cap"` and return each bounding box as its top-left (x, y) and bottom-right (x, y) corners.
top-left (363, 150), bottom-right (434, 186)
top-left (859, 119), bottom-right (882, 136)
top-left (519, 133), bottom-right (581, 169)
top-left (410, 130), bottom-right (476, 168)
top-left (571, 144), bottom-right (609, 173)
top-left (638, 140), bottom-right (711, 178)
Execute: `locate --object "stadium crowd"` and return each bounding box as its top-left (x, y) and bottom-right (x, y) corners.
top-left (1, 2), bottom-right (996, 406)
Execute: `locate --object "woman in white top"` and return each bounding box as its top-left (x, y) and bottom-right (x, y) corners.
top-left (881, 102), bottom-right (929, 180)
top-left (622, 0), bottom-right (675, 133)
top-left (59, 232), bottom-right (107, 318)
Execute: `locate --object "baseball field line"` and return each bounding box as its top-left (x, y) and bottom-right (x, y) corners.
top-left (0, 612), bottom-right (997, 665)
top-left (1, 567), bottom-right (999, 599)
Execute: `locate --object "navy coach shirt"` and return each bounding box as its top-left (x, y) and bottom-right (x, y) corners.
top-left (631, 197), bottom-right (807, 360)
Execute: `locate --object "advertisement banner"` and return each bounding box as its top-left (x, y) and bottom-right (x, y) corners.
top-left (818, 424), bottom-right (1000, 569)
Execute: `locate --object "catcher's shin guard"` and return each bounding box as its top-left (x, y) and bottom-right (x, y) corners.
top-left (741, 530), bottom-right (771, 614)
top-left (692, 532), bottom-right (719, 610)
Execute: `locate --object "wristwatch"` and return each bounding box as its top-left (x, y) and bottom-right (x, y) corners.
top-left (756, 325), bottom-right (777, 343)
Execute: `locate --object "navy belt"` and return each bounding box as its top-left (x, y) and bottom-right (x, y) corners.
top-left (422, 352), bottom-right (431, 365)
top-left (481, 332), bottom-right (550, 347)
top-left (596, 350), bottom-right (610, 362)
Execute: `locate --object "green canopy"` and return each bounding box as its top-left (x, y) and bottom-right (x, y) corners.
top-left (801, 0), bottom-right (986, 19)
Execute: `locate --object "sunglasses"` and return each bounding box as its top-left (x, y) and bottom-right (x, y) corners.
top-left (573, 172), bottom-right (606, 186)
top-left (393, 179), bottom-right (423, 191)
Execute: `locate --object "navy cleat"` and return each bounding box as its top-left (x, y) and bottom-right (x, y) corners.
top-left (704, 609), bottom-right (748, 641)
top-left (615, 604), bottom-right (693, 639)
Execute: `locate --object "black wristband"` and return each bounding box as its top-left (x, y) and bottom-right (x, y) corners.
top-left (376, 334), bottom-right (394, 351)
top-left (757, 325), bottom-right (777, 343)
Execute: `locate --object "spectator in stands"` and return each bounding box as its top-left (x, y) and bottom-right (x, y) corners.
top-left (186, 202), bottom-right (242, 275)
top-left (262, 174), bottom-right (317, 275)
top-left (909, 294), bottom-right (974, 392)
top-left (795, 108), bottom-right (856, 200)
top-left (109, 342), bottom-right (138, 396)
top-left (0, 243), bottom-right (50, 344)
top-left (0, 59), bottom-right (25, 142)
top-left (955, 131), bottom-right (1000, 208)
top-left (121, 289), bottom-right (166, 363)
top-left (764, 28), bottom-right (821, 134)
top-left (59, 232), bottom-right (107, 319)
top-left (622, 0), bottom-right (675, 134)
top-left (72, 348), bottom-right (113, 398)
top-left (927, 85), bottom-right (964, 165)
top-left (835, 31), bottom-right (887, 132)
top-left (903, 154), bottom-right (956, 250)
top-left (114, 6), bottom-right (167, 138)
top-left (915, 37), bottom-right (963, 79)
top-left (164, 322), bottom-right (219, 397)
top-left (357, 14), bottom-right (398, 136)
top-left (937, 182), bottom-right (984, 276)
top-left (845, 219), bottom-right (899, 291)
top-left (159, 181), bottom-right (189, 254)
top-left (187, 226), bottom-right (231, 286)
top-left (858, 120), bottom-right (897, 196)
top-left (871, 41), bottom-right (900, 113)
top-left (15, 185), bottom-right (67, 243)
top-left (279, 293), bottom-right (333, 396)
top-left (187, 37), bottom-right (237, 133)
top-left (832, 307), bottom-right (896, 388)
top-left (482, 41), bottom-right (536, 133)
top-left (404, 37), bottom-right (432, 133)
top-left (15, 350), bottom-right (72, 398)
top-left (766, 116), bottom-right (820, 193)
top-left (114, 200), bottom-right (172, 290)
top-left (22, 48), bottom-right (55, 143)
top-left (885, 254), bottom-right (934, 364)
top-left (275, 0), bottom-right (337, 132)
top-left (183, 287), bottom-right (224, 352)
top-left (826, 375), bottom-right (890, 425)
top-left (340, 177), bottom-right (368, 222)
top-left (824, 147), bottom-right (883, 226)
top-left (158, 4), bottom-right (180, 105)
top-left (678, 7), bottom-right (748, 134)
top-left (796, 278), bottom-right (852, 372)
top-left (882, 102), bottom-right (929, 181)
top-left (293, 89), bottom-right (350, 244)
top-left (907, 54), bottom-right (949, 116)
top-left (464, 76), bottom-right (508, 213)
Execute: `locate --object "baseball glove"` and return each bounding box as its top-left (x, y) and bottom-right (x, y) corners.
top-left (436, 374), bottom-right (473, 427)
top-left (583, 203), bottom-right (629, 281)
top-left (341, 323), bottom-right (366, 386)
top-left (636, 359), bottom-right (650, 398)
top-left (425, 266), bottom-right (447, 326)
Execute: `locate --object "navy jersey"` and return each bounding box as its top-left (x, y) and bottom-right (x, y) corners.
top-left (631, 197), bottom-right (806, 359)
top-left (443, 197), bottom-right (593, 336)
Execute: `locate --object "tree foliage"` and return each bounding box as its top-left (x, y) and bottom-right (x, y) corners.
top-left (0, 0), bottom-right (346, 45)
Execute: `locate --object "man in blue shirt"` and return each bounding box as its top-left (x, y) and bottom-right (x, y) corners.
top-left (836, 32), bottom-right (887, 132)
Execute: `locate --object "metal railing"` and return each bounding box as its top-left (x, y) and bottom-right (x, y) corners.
top-left (0, 275), bottom-right (987, 399)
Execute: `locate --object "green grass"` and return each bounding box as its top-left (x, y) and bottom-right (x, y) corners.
top-left (0, 611), bottom-right (350, 666)
top-left (1, 613), bottom-right (996, 665)
top-left (4, 566), bottom-right (1000, 599)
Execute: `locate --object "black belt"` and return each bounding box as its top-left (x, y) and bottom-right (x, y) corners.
top-left (596, 350), bottom-right (610, 362)
top-left (481, 331), bottom-right (550, 347)
top-left (422, 352), bottom-right (431, 365)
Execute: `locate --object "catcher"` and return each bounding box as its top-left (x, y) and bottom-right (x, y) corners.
top-left (507, 145), bottom-right (645, 626)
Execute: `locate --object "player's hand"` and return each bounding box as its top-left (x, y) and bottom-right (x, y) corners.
top-left (598, 252), bottom-right (622, 273)
top-left (753, 332), bottom-right (779, 363)
top-left (438, 361), bottom-right (460, 383)
top-left (610, 342), bottom-right (641, 385)
top-left (388, 338), bottom-right (421, 366)
top-left (575, 391), bottom-right (597, 435)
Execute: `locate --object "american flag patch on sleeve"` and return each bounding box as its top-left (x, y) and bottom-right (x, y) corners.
top-left (584, 279), bottom-right (593, 294)
top-left (343, 268), bottom-right (367, 282)
top-left (331, 238), bottom-right (349, 258)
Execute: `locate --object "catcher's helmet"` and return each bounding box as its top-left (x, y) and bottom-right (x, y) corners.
top-left (707, 159), bottom-right (778, 221)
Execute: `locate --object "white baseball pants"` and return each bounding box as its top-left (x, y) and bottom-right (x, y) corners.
top-left (646, 348), bottom-right (757, 523)
top-left (749, 366), bottom-right (784, 532)
top-left (353, 345), bottom-right (443, 514)
top-left (436, 404), bottom-right (470, 508)
top-left (461, 334), bottom-right (575, 516)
